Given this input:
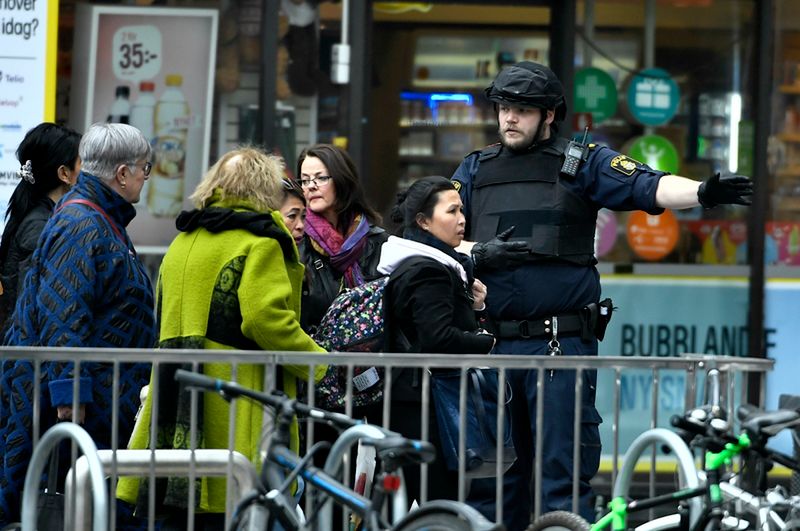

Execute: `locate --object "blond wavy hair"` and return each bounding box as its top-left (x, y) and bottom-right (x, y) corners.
top-left (190, 147), bottom-right (285, 212)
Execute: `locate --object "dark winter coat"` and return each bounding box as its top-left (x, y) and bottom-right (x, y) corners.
top-left (0, 172), bottom-right (155, 526)
top-left (377, 236), bottom-right (494, 403)
top-left (0, 196), bottom-right (54, 334)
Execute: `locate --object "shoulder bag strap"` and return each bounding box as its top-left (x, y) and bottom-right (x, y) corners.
top-left (469, 368), bottom-right (496, 444)
top-left (57, 198), bottom-right (131, 253)
top-left (46, 442), bottom-right (60, 494)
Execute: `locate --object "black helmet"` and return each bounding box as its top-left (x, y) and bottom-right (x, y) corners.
top-left (484, 61), bottom-right (567, 121)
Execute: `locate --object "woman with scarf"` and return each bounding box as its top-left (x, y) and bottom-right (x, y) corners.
top-left (376, 176), bottom-right (495, 503)
top-left (295, 144), bottom-right (388, 334)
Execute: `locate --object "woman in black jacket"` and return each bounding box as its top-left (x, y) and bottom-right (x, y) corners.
top-left (377, 175), bottom-right (495, 504)
top-left (295, 144), bottom-right (387, 333)
top-left (0, 123), bottom-right (81, 334)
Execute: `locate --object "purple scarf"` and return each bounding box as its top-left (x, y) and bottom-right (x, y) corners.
top-left (305, 210), bottom-right (370, 288)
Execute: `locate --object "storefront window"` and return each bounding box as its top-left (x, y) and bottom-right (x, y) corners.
top-left (582, 1), bottom-right (756, 267)
top-left (771, 1), bottom-right (800, 268)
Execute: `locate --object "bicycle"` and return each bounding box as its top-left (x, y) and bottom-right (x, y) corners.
top-left (527, 402), bottom-right (800, 531)
top-left (174, 369), bottom-right (504, 531)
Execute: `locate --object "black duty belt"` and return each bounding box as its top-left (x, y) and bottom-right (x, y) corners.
top-left (496, 313), bottom-right (585, 340)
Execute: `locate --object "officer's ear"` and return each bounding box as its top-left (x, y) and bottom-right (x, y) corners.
top-left (543, 109), bottom-right (555, 125)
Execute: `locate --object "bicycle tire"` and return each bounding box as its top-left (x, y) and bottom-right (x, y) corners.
top-left (527, 511), bottom-right (591, 531)
top-left (392, 511), bottom-right (474, 531)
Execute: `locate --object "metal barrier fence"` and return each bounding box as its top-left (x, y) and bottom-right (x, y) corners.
top-left (0, 347), bottom-right (773, 530)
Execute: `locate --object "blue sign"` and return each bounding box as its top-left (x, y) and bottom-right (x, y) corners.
top-left (626, 68), bottom-right (680, 126)
top-left (597, 277), bottom-right (748, 457)
top-left (596, 276), bottom-right (800, 460)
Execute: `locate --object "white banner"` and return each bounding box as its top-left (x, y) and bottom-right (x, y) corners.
top-left (0, 0), bottom-right (57, 232)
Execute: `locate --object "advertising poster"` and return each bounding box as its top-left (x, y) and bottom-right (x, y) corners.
top-left (69, 5), bottom-right (217, 249)
top-left (0, 0), bottom-right (58, 233)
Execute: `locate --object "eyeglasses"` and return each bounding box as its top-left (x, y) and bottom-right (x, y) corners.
top-left (299, 175), bottom-right (332, 189)
top-left (129, 161), bottom-right (152, 177)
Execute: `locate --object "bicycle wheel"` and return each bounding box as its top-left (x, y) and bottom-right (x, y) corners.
top-left (392, 511), bottom-right (474, 530)
top-left (527, 511), bottom-right (591, 531)
top-left (392, 499), bottom-right (502, 531)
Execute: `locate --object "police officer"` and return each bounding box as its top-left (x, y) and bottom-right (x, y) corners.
top-left (452, 61), bottom-right (752, 529)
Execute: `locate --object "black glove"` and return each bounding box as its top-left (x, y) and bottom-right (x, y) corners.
top-left (697, 173), bottom-right (753, 209)
top-left (471, 226), bottom-right (531, 271)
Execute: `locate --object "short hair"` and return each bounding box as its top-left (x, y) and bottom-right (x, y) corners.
top-left (190, 147), bottom-right (285, 212)
top-left (79, 123), bottom-right (152, 180)
top-left (296, 144), bottom-right (380, 229)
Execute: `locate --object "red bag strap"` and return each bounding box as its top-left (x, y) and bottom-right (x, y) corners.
top-left (57, 198), bottom-right (129, 251)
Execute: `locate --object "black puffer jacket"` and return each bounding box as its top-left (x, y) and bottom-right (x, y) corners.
top-left (298, 225), bottom-right (388, 332)
top-left (0, 197), bottom-right (54, 333)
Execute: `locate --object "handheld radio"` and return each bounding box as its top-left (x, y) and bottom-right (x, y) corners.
top-left (560, 127), bottom-right (590, 178)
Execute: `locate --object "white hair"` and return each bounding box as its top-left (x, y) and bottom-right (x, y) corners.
top-left (79, 123), bottom-right (152, 180)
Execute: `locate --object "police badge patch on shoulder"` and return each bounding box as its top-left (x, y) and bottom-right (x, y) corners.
top-left (451, 180), bottom-right (462, 192)
top-left (610, 155), bottom-right (640, 176)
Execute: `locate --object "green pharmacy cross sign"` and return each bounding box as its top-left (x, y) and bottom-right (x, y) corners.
top-left (574, 67), bottom-right (618, 124)
top-left (626, 67), bottom-right (680, 126)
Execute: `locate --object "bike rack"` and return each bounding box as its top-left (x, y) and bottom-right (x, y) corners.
top-left (612, 428), bottom-right (703, 528)
top-left (21, 422), bottom-right (107, 531)
top-left (64, 449), bottom-right (265, 531)
top-left (318, 423), bottom-right (409, 528)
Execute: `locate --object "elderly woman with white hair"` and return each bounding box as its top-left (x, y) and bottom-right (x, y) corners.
top-left (2, 122), bottom-right (156, 526)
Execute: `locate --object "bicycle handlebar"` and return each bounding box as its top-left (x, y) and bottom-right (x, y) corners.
top-left (174, 369), bottom-right (358, 430)
top-left (672, 409), bottom-right (800, 473)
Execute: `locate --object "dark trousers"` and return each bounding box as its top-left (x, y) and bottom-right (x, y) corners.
top-left (471, 336), bottom-right (602, 531)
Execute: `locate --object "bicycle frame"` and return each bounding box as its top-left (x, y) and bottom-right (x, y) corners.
top-left (591, 433), bottom-right (752, 531)
top-left (174, 369), bottom-right (423, 531)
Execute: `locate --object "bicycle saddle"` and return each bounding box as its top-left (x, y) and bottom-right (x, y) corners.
top-left (737, 404), bottom-right (800, 437)
top-left (363, 436), bottom-right (437, 467)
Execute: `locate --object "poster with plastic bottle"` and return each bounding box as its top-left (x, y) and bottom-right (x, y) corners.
top-left (68, 5), bottom-right (217, 248)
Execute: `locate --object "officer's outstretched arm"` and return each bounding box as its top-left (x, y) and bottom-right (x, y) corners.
top-left (654, 175), bottom-right (702, 209)
top-left (655, 173), bottom-right (753, 210)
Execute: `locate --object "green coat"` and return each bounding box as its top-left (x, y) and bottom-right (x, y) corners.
top-left (117, 194), bottom-right (327, 514)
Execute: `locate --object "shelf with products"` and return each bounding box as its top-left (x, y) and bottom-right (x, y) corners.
top-left (397, 91), bottom-right (496, 180)
top-left (775, 60), bottom-right (800, 220)
top-left (410, 32), bottom-right (547, 90)
top-left (400, 122), bottom-right (496, 130)
top-left (696, 93), bottom-right (739, 172)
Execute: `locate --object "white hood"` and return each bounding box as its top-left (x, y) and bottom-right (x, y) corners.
top-left (377, 235), bottom-right (467, 283)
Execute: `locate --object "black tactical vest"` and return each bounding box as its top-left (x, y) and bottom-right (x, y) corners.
top-left (469, 138), bottom-right (598, 265)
